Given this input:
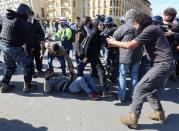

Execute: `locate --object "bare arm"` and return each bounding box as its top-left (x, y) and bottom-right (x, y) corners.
top-left (107, 36), bottom-right (140, 49)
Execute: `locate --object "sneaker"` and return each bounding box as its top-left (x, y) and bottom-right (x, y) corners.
top-left (23, 83), bottom-right (37, 93)
top-left (1, 84), bottom-right (15, 93)
top-left (89, 91), bottom-right (98, 101)
top-left (147, 111), bottom-right (166, 123)
top-left (120, 112), bottom-right (139, 129)
top-left (118, 98), bottom-right (125, 104)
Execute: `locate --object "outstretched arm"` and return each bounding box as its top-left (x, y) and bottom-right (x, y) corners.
top-left (107, 36), bottom-right (140, 49)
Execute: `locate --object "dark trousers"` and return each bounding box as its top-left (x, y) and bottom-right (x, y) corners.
top-left (131, 60), bottom-right (175, 116)
top-left (176, 60), bottom-right (179, 76)
top-left (48, 54), bottom-right (66, 75)
top-left (90, 58), bottom-right (107, 91)
top-left (105, 48), bottom-right (119, 80)
top-left (32, 46), bottom-right (42, 72)
top-left (0, 45), bottom-right (33, 85)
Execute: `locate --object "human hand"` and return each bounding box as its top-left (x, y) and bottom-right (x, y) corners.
top-left (106, 36), bottom-right (117, 47)
top-left (40, 41), bottom-right (45, 49)
top-left (164, 29), bottom-right (174, 37)
top-left (40, 55), bottom-right (44, 59)
top-left (83, 57), bottom-right (88, 63)
top-left (176, 45), bottom-right (179, 50)
top-left (62, 36), bottom-right (68, 41)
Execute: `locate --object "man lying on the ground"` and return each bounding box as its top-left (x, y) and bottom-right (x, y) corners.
top-left (44, 68), bottom-right (98, 100)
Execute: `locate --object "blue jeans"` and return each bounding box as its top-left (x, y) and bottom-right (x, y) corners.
top-left (48, 54), bottom-right (66, 75)
top-left (118, 62), bottom-right (140, 100)
top-left (69, 74), bottom-right (96, 94)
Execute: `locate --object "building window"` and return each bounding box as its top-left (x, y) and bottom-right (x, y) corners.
top-left (110, 0), bottom-right (112, 6)
top-left (98, 0), bottom-right (100, 7)
top-left (104, 0), bottom-right (106, 8)
top-left (104, 9), bottom-right (106, 15)
top-left (73, 0), bottom-right (76, 7)
top-left (93, 10), bottom-right (95, 17)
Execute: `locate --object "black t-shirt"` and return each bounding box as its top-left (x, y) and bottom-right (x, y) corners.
top-left (134, 25), bottom-right (174, 63)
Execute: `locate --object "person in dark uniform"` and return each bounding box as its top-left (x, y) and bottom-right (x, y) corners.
top-left (0, 4), bottom-right (38, 93)
top-left (28, 11), bottom-right (45, 78)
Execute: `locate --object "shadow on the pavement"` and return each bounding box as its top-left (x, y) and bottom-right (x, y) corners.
top-left (138, 114), bottom-right (179, 131)
top-left (50, 91), bottom-right (117, 102)
top-left (9, 81), bottom-right (117, 101)
top-left (0, 118), bottom-right (48, 131)
top-left (10, 81), bottom-right (48, 97)
top-left (160, 80), bottom-right (179, 104)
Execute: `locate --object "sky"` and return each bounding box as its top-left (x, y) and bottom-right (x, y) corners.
top-left (150, 0), bottom-right (179, 16)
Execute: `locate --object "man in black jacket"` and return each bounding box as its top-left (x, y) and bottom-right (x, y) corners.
top-left (0, 4), bottom-right (37, 93)
top-left (28, 11), bottom-right (45, 77)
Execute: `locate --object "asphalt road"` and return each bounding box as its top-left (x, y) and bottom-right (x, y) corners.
top-left (0, 54), bottom-right (179, 131)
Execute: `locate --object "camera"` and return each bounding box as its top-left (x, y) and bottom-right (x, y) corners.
top-left (161, 23), bottom-right (173, 32)
top-left (100, 32), bottom-right (110, 48)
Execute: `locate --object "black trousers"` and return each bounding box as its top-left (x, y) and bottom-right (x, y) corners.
top-left (176, 60), bottom-right (179, 76)
top-left (32, 45), bottom-right (43, 72)
top-left (89, 58), bottom-right (107, 91)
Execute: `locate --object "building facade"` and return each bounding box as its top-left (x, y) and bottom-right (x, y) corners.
top-left (44, 0), bottom-right (89, 22)
top-left (0, 0), bottom-right (45, 19)
top-left (89, 0), bottom-right (151, 25)
top-left (0, 0), bottom-right (151, 24)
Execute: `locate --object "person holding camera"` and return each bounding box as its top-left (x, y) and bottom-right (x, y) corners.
top-left (163, 7), bottom-right (178, 80)
top-left (101, 16), bottom-right (118, 83)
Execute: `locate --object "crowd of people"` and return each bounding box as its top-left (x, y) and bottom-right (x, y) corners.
top-left (0, 3), bottom-right (179, 129)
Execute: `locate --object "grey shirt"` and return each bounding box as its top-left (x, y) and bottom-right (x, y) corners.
top-left (135, 25), bottom-right (174, 63)
top-left (113, 20), bottom-right (142, 64)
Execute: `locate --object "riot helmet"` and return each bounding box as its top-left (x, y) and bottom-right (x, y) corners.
top-left (16, 3), bottom-right (32, 21)
top-left (152, 16), bottom-right (163, 25)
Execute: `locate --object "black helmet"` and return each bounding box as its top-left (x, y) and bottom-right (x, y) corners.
top-left (152, 16), bottom-right (163, 25)
top-left (16, 3), bottom-right (32, 20)
top-left (104, 16), bottom-right (113, 25)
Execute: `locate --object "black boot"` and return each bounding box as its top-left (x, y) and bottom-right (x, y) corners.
top-left (1, 83), bottom-right (15, 93)
top-left (23, 83), bottom-right (37, 93)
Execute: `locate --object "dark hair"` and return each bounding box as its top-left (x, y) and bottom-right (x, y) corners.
top-left (16, 3), bottom-right (32, 21)
top-left (52, 43), bottom-right (59, 51)
top-left (75, 16), bottom-right (80, 20)
top-left (93, 20), bottom-right (104, 31)
top-left (134, 12), bottom-right (152, 27)
top-left (83, 16), bottom-right (91, 25)
top-left (163, 7), bottom-right (177, 17)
